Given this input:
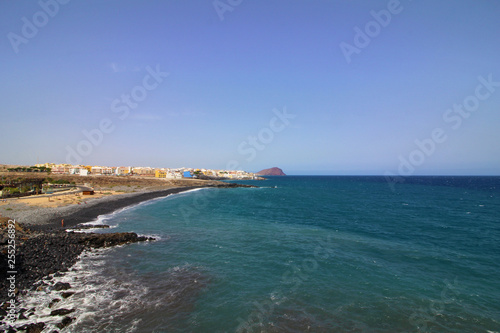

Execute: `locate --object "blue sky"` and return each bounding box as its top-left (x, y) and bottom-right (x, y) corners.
top-left (1, 0), bottom-right (499, 175)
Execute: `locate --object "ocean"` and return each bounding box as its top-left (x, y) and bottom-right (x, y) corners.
top-left (19, 176), bottom-right (500, 332)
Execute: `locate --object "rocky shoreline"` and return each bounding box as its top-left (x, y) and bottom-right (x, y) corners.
top-left (0, 220), bottom-right (155, 332)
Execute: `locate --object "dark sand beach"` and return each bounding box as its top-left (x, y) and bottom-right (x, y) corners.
top-left (29, 186), bottom-right (203, 231)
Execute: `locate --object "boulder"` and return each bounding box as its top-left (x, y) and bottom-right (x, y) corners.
top-left (19, 322), bottom-right (45, 333)
top-left (50, 308), bottom-right (75, 316)
top-left (48, 298), bottom-right (61, 308)
top-left (56, 316), bottom-right (75, 329)
top-left (53, 282), bottom-right (71, 291)
top-left (61, 292), bottom-right (75, 299)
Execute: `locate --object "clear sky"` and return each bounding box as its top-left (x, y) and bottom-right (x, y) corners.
top-left (1, 0), bottom-right (499, 175)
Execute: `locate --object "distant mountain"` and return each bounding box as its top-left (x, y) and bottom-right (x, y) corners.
top-left (256, 167), bottom-right (286, 176)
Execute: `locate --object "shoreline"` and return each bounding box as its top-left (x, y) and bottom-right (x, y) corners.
top-left (2, 181), bottom-right (253, 231)
top-left (28, 186), bottom-right (204, 231)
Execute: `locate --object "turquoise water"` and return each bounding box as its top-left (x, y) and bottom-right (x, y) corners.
top-left (68, 176), bottom-right (499, 332)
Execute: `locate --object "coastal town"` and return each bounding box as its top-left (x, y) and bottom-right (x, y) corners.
top-left (2, 163), bottom-right (259, 180)
top-left (0, 162), bottom-right (262, 200)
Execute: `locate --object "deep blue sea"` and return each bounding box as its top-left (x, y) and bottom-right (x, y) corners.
top-left (22, 176), bottom-right (500, 332)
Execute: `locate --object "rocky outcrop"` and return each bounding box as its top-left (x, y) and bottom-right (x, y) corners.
top-left (19, 322), bottom-right (45, 333)
top-left (0, 222), bottom-right (155, 330)
top-left (53, 282), bottom-right (71, 291)
top-left (0, 221), bottom-right (155, 301)
top-left (70, 224), bottom-right (110, 230)
top-left (77, 232), bottom-right (154, 248)
top-left (211, 183), bottom-right (258, 188)
top-left (57, 316), bottom-right (75, 329)
top-left (256, 167), bottom-right (286, 176)
top-left (50, 308), bottom-right (75, 316)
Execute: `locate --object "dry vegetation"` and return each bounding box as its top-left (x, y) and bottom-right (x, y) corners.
top-left (0, 171), bottom-right (226, 191)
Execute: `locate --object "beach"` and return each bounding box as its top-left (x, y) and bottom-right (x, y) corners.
top-left (0, 187), bottom-right (200, 231)
top-left (0, 176), bottom-right (246, 230)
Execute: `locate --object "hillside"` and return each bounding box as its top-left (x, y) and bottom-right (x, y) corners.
top-left (255, 167), bottom-right (286, 176)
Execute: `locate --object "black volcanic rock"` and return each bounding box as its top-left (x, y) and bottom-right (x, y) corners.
top-left (57, 316), bottom-right (75, 329)
top-left (50, 308), bottom-right (75, 316)
top-left (53, 282), bottom-right (71, 291)
top-left (19, 322), bottom-right (45, 333)
top-left (0, 222), bottom-right (155, 300)
top-left (77, 232), bottom-right (154, 248)
top-left (256, 167), bottom-right (286, 176)
top-left (61, 292), bottom-right (75, 298)
top-left (70, 224), bottom-right (110, 230)
top-left (211, 183), bottom-right (257, 188)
